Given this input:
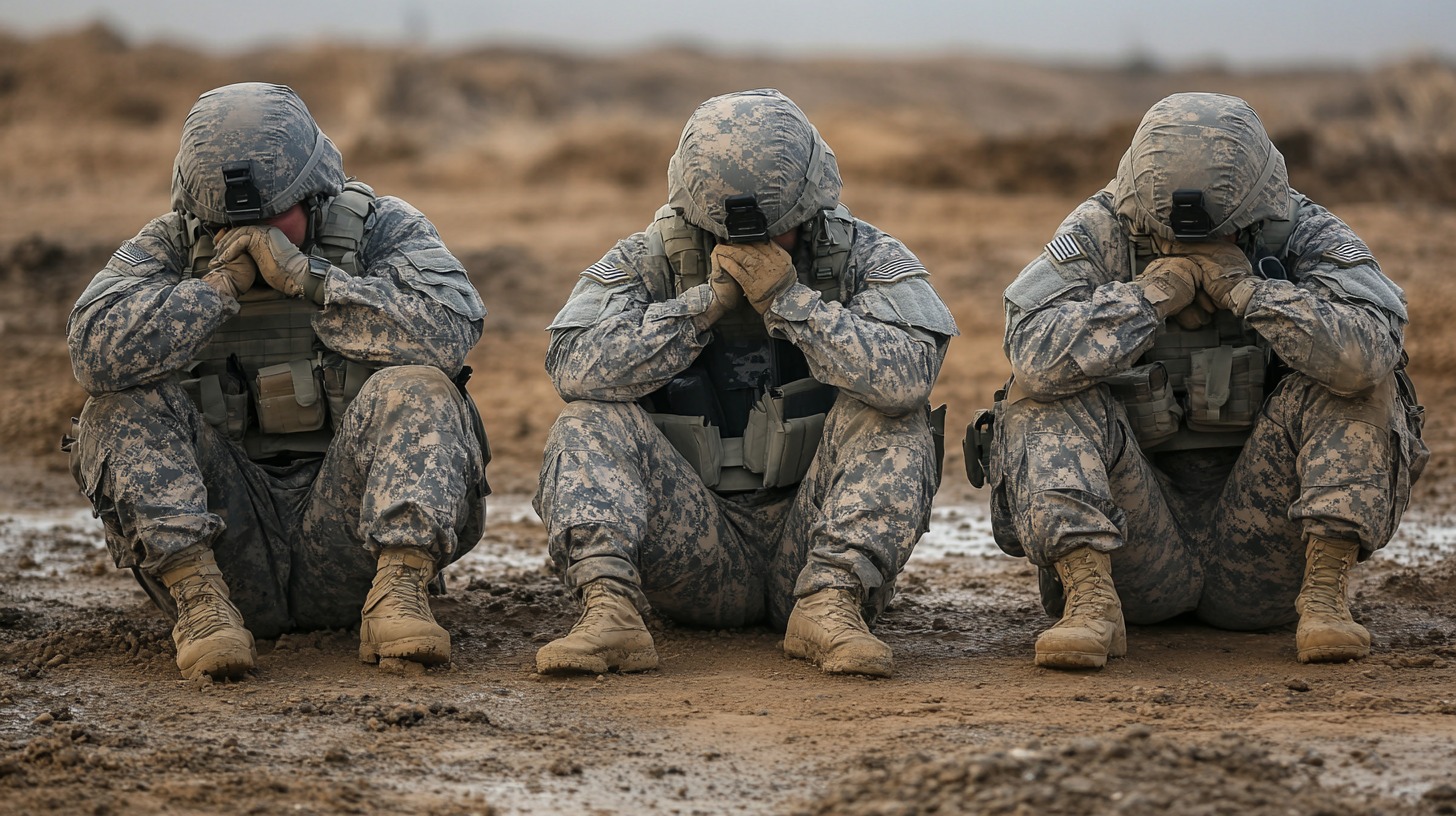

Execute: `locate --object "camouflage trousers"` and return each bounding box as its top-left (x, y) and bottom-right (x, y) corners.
top-left (534, 395), bottom-right (939, 630)
top-left (991, 371), bottom-right (1418, 630)
top-left (68, 365), bottom-right (489, 638)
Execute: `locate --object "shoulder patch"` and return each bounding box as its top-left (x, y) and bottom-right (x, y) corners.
top-left (111, 242), bottom-right (153, 268)
top-left (1045, 233), bottom-right (1087, 264)
top-left (865, 258), bottom-right (928, 284)
top-left (1322, 242), bottom-right (1375, 267)
top-left (580, 260), bottom-right (629, 286)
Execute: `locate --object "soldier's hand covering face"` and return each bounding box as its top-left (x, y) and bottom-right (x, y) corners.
top-left (201, 246), bottom-right (259, 300)
top-left (1180, 241), bottom-right (1258, 316)
top-left (1134, 256), bottom-right (1199, 321)
top-left (214, 225), bottom-right (317, 301)
top-left (710, 242), bottom-right (795, 313)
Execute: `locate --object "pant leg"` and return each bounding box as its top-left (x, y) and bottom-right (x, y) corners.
top-left (68, 380), bottom-right (297, 636)
top-left (1197, 372), bottom-right (1399, 630)
top-left (296, 365), bottom-right (488, 630)
top-left (533, 399), bottom-right (775, 628)
top-left (994, 384), bottom-right (1201, 624)
top-left (766, 395), bottom-right (938, 629)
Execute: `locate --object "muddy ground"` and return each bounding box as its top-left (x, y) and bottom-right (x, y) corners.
top-left (3, 25), bottom-right (1456, 815)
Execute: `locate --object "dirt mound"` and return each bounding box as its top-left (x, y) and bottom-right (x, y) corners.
top-left (795, 728), bottom-right (1436, 816)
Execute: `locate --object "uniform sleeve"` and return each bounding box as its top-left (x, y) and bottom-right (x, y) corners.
top-left (544, 235), bottom-right (720, 402)
top-left (310, 197), bottom-right (484, 375)
top-left (761, 225), bottom-right (958, 416)
top-left (67, 220), bottom-right (239, 395)
top-left (1239, 202), bottom-right (1406, 396)
top-left (1004, 203), bottom-right (1164, 400)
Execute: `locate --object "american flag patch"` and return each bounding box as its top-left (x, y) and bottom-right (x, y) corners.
top-left (1045, 234), bottom-right (1086, 263)
top-left (865, 258), bottom-right (927, 284)
top-left (111, 242), bottom-right (152, 267)
top-left (580, 261), bottom-right (629, 285)
top-left (1322, 242), bottom-right (1375, 266)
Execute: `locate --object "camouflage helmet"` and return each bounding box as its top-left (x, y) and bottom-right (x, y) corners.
top-left (668, 89), bottom-right (842, 241)
top-left (1113, 93), bottom-right (1291, 241)
top-left (170, 83), bottom-right (344, 226)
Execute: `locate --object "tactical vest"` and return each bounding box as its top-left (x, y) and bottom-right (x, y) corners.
top-left (178, 181), bottom-right (378, 461)
top-left (1113, 199), bottom-right (1304, 452)
top-left (642, 204), bottom-right (853, 491)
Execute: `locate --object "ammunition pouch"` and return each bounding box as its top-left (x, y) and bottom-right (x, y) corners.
top-left (180, 365), bottom-right (251, 443)
top-left (1102, 362), bottom-right (1182, 448)
top-left (651, 377), bottom-right (834, 492)
top-left (1185, 345), bottom-right (1265, 432)
top-left (320, 356), bottom-right (377, 431)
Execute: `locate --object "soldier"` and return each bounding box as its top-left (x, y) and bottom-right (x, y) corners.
top-left (980, 92), bottom-right (1427, 669)
top-left (65, 83), bottom-right (490, 680)
top-left (533, 89), bottom-right (958, 677)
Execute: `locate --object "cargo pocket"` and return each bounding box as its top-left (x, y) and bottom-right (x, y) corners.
top-left (1186, 346), bottom-right (1265, 432)
top-left (254, 359), bottom-right (327, 435)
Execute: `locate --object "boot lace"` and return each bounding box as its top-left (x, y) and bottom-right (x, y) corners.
top-left (175, 578), bottom-right (236, 638)
top-left (1302, 542), bottom-right (1351, 617)
top-left (379, 565), bottom-right (431, 618)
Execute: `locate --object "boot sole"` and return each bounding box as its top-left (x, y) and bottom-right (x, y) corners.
top-left (360, 636), bottom-right (451, 666)
top-left (179, 646), bottom-right (257, 681)
top-left (1034, 649), bottom-right (1111, 669)
top-left (535, 648), bottom-right (658, 675)
top-left (783, 634), bottom-right (893, 678)
top-left (1297, 645), bottom-right (1369, 664)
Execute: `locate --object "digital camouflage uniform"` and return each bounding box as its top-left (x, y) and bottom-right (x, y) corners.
top-left (66, 84), bottom-right (489, 639)
top-left (536, 90), bottom-right (959, 632)
top-left (989, 94), bottom-right (1427, 631)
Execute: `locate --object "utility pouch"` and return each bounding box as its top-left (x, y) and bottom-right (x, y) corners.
top-left (320, 356), bottom-right (376, 431)
top-left (1103, 361), bottom-right (1182, 447)
top-left (180, 366), bottom-right (250, 441)
top-left (651, 414), bottom-right (724, 489)
top-left (254, 359), bottom-right (327, 435)
top-left (742, 378), bottom-right (831, 489)
top-left (963, 407), bottom-right (995, 489)
top-left (1186, 346), bottom-right (1265, 432)
top-left (930, 403), bottom-right (947, 486)
top-left (1395, 368), bottom-right (1430, 484)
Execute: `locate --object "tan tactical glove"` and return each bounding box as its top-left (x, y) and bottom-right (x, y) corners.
top-left (201, 252), bottom-right (257, 300)
top-left (214, 225), bottom-right (323, 303)
top-left (1182, 241), bottom-right (1259, 316)
top-left (1134, 256), bottom-right (1199, 321)
top-left (691, 264), bottom-right (744, 330)
top-left (710, 242), bottom-right (795, 313)
top-left (1172, 290), bottom-right (1218, 330)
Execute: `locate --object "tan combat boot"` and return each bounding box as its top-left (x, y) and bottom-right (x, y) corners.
top-left (1035, 547), bottom-right (1126, 669)
top-left (160, 547), bottom-right (256, 681)
top-left (1295, 535), bottom-right (1370, 663)
top-left (536, 580), bottom-right (658, 674)
top-left (359, 547), bottom-right (451, 665)
top-left (783, 588), bottom-right (893, 677)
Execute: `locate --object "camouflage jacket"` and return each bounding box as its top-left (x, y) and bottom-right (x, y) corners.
top-left (1004, 190), bottom-right (1408, 401)
top-left (68, 197), bottom-right (485, 396)
top-left (545, 219), bottom-right (959, 417)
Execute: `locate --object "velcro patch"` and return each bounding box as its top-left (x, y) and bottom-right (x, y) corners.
top-left (1045, 234), bottom-right (1086, 263)
top-left (1322, 242), bottom-right (1375, 267)
top-left (111, 242), bottom-right (152, 268)
top-left (580, 261), bottom-right (629, 286)
top-left (865, 258), bottom-right (928, 284)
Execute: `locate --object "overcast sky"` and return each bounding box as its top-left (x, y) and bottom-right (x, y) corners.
top-left (2, 0), bottom-right (1452, 68)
